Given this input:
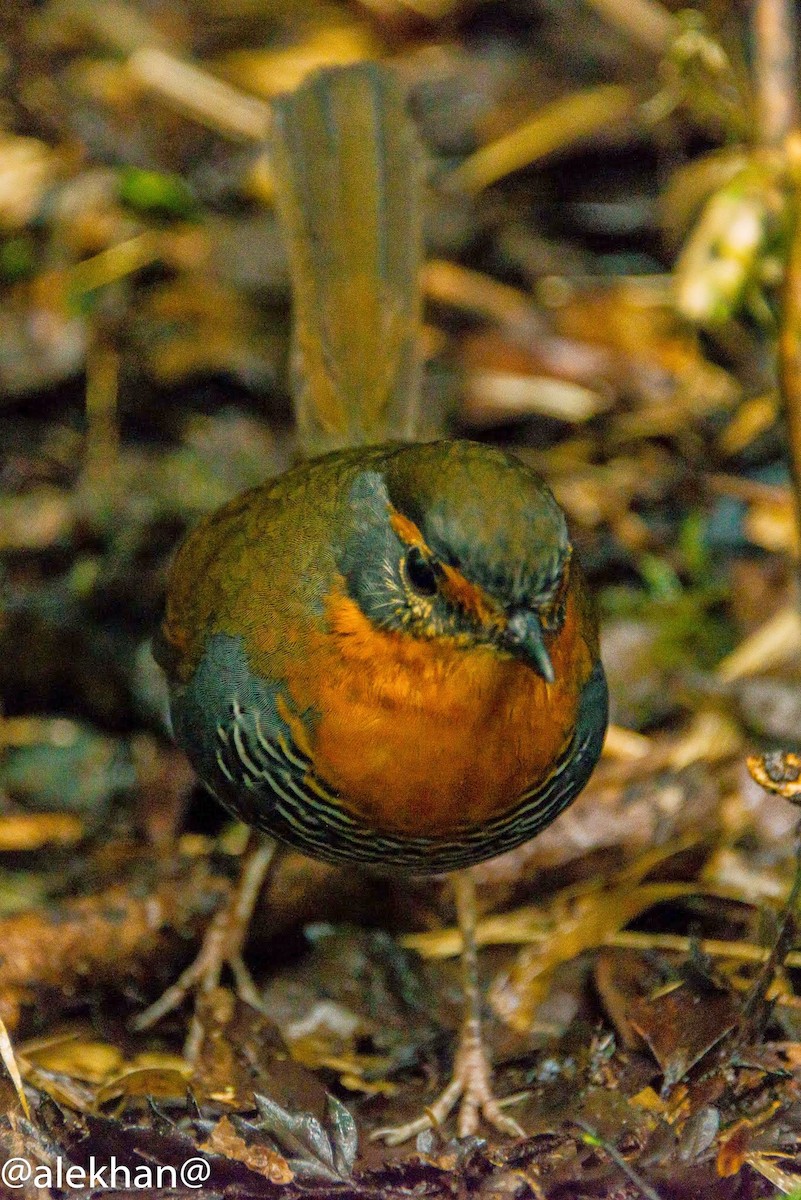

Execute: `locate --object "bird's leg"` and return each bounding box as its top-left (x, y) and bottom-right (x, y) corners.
top-left (374, 868), bottom-right (525, 1146)
top-left (132, 834), bottom-right (278, 1061)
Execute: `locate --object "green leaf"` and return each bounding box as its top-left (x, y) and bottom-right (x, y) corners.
top-left (118, 167), bottom-right (197, 219)
top-left (0, 236), bottom-right (36, 282)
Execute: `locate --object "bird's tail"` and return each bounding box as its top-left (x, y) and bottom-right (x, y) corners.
top-left (270, 62), bottom-right (424, 457)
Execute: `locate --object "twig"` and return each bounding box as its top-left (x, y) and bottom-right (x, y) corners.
top-left (612, 930), bottom-right (801, 973)
top-left (405, 919), bottom-right (801, 975)
top-left (779, 147), bottom-right (801, 538)
top-left (49, 0), bottom-right (271, 142)
top-left (740, 817), bottom-right (801, 1030)
top-left (450, 85), bottom-right (636, 194)
top-left (128, 48), bottom-right (271, 142)
top-left (0, 1017), bottom-right (29, 1119)
top-left (583, 0), bottom-right (676, 56)
top-left (715, 603), bottom-right (801, 681)
top-left (68, 232), bottom-right (161, 296)
top-left (741, 754), bottom-right (801, 1032)
top-left (753, 0), bottom-right (799, 147)
top-left (754, 0), bottom-right (801, 539)
top-left (84, 339), bottom-right (119, 489)
top-left (574, 1120), bottom-right (665, 1200)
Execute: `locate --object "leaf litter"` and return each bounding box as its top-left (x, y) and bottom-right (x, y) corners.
top-left (5, 0), bottom-right (801, 1196)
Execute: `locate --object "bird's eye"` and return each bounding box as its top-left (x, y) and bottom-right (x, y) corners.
top-left (404, 546), bottom-right (438, 597)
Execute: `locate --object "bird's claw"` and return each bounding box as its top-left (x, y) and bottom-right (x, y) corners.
top-left (131, 839), bottom-right (275, 1061)
top-left (372, 1026), bottom-right (525, 1146)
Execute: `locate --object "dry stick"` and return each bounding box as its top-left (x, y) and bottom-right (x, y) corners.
top-left (128, 49), bottom-right (271, 143)
top-left (575, 1118), bottom-right (661, 1195)
top-left (754, 0), bottom-right (799, 148)
top-left (574, 1119), bottom-right (665, 1200)
top-left (613, 930), bottom-right (801, 971)
top-left (0, 1016), bottom-right (29, 1119)
top-left (407, 921), bottom-right (801, 974)
top-left (780, 159), bottom-right (801, 538)
top-left (451, 85), bottom-right (636, 195)
top-left (51, 0), bottom-right (271, 143)
top-left (84, 339), bottom-right (119, 490)
top-left (740, 818), bottom-right (801, 1030)
top-left (755, 0), bottom-right (801, 536)
top-left (583, 0), bottom-right (676, 56)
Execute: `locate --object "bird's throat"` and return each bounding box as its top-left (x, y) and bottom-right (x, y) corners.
top-left (299, 587), bottom-right (591, 838)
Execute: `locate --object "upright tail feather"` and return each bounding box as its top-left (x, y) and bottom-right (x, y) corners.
top-left (270, 63), bottom-right (424, 456)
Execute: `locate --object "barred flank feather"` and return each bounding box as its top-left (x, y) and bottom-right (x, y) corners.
top-left (270, 63), bottom-right (423, 456)
top-left (208, 660), bottom-right (607, 875)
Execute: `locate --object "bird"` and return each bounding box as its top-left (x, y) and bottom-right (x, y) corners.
top-left (149, 61), bottom-right (608, 1143)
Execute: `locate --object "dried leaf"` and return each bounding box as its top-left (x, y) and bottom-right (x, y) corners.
top-left (716, 1103), bottom-right (782, 1179)
top-left (0, 813), bottom-right (83, 851)
top-left (629, 984), bottom-right (739, 1087)
top-left (199, 1115), bottom-right (293, 1184)
top-left (327, 1095), bottom-right (358, 1176)
top-left (254, 1092), bottom-right (357, 1183)
top-left (490, 881), bottom-right (704, 1032)
top-left (22, 1037), bottom-right (123, 1083)
top-left (94, 1064), bottom-right (193, 1106)
top-left (716, 1119), bottom-right (752, 1178)
top-left (677, 1105), bottom-right (720, 1161)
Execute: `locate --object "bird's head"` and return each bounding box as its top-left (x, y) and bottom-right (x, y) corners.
top-left (337, 441), bottom-right (573, 682)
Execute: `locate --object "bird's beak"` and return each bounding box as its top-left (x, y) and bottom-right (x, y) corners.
top-left (504, 609), bottom-right (555, 683)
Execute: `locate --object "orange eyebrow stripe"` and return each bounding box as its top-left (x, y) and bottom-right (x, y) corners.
top-left (388, 504), bottom-right (503, 629)
top-left (388, 507), bottom-right (427, 548)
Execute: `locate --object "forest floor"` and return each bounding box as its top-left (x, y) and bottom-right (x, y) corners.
top-left (3, 1), bottom-right (801, 1196)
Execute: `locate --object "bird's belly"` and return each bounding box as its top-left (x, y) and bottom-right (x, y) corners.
top-left (305, 596), bottom-right (587, 840)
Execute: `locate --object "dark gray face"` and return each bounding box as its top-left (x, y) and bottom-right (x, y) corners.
top-left (335, 441), bottom-right (571, 678)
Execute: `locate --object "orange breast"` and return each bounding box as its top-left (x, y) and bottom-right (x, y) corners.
top-left (283, 584), bottom-right (593, 839)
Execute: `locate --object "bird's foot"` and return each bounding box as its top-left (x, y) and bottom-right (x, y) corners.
top-left (131, 838), bottom-right (276, 1061)
top-left (372, 1022), bottom-right (525, 1146)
